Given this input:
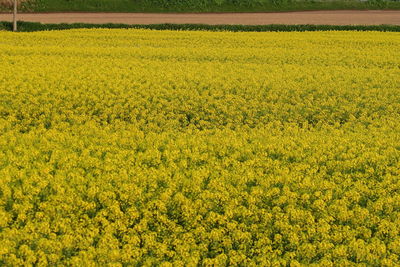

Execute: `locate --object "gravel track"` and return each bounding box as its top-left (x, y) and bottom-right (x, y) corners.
top-left (1, 10), bottom-right (399, 25)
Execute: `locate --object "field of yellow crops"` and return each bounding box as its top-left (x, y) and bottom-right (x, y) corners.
top-left (0, 29), bottom-right (400, 265)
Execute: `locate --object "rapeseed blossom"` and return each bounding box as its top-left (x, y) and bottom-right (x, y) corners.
top-left (0, 29), bottom-right (399, 265)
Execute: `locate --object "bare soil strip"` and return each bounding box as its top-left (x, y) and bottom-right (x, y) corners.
top-left (0, 10), bottom-right (399, 25)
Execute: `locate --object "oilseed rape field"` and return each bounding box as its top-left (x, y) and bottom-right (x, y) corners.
top-left (0, 29), bottom-right (400, 266)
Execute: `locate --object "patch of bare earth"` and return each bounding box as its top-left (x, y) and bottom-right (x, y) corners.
top-left (0, 0), bottom-right (30, 9)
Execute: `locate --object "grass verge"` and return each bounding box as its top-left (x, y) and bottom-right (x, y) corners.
top-left (1, 21), bottom-right (400, 32)
top-left (12, 0), bottom-right (400, 13)
top-left (0, 0), bottom-right (400, 12)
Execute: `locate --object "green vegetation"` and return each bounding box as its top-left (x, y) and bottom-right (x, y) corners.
top-left (1, 21), bottom-right (400, 32)
top-left (2, 0), bottom-right (400, 13)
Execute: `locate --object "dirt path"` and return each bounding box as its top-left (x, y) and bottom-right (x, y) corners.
top-left (0, 10), bottom-right (399, 25)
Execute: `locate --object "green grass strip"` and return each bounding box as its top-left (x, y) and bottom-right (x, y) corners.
top-left (5, 0), bottom-right (400, 13)
top-left (1, 21), bottom-right (400, 32)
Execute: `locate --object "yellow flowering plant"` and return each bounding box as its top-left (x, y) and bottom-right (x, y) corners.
top-left (0, 29), bottom-right (399, 266)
